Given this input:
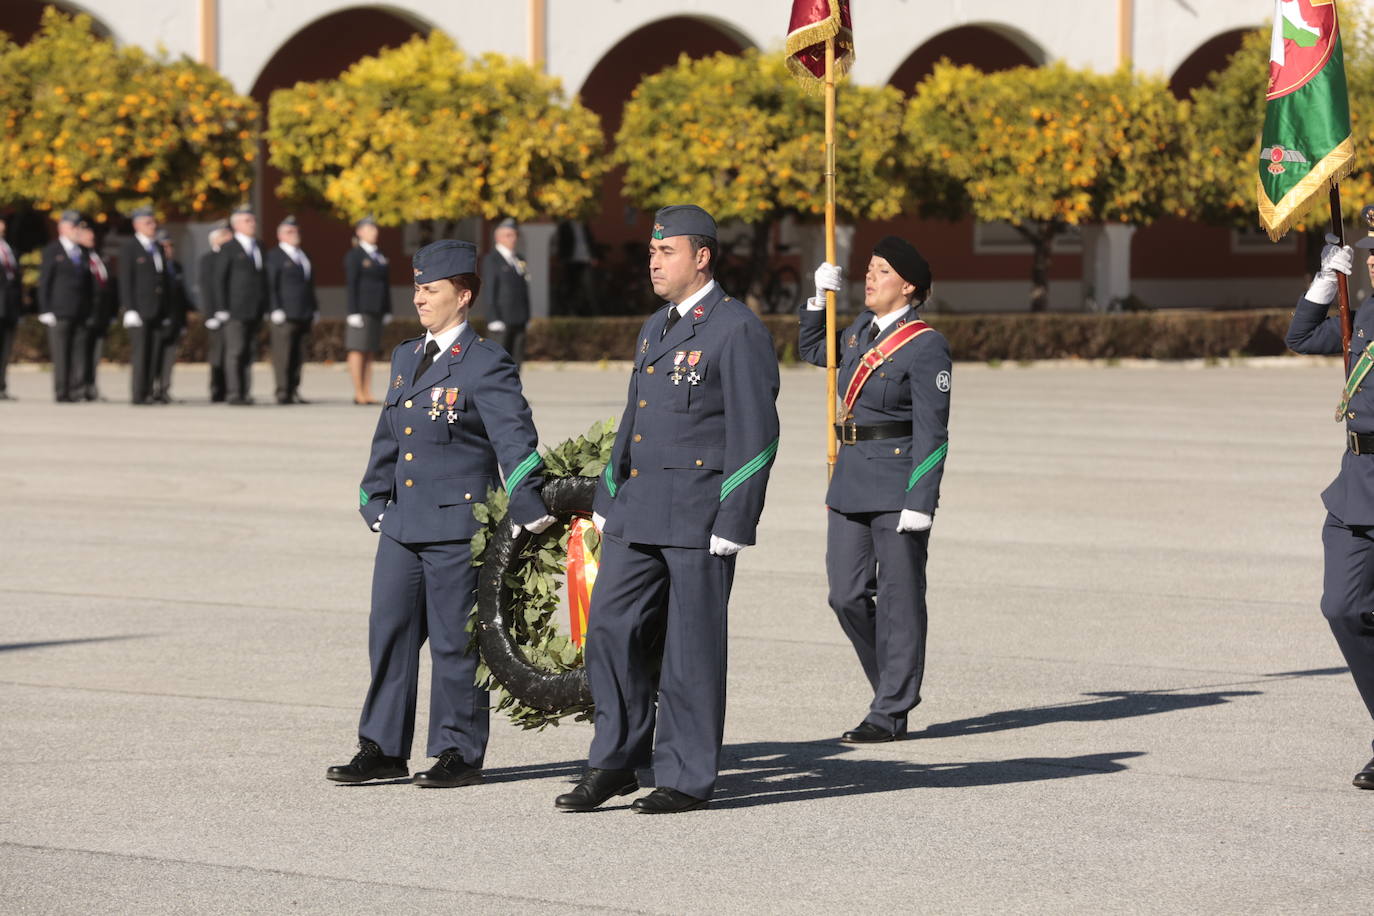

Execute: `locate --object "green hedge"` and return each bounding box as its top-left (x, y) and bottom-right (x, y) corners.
top-left (7, 308), bottom-right (1300, 364)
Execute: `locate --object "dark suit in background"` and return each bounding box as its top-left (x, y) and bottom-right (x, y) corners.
top-left (213, 235), bottom-right (268, 403)
top-left (266, 245), bottom-right (317, 404)
top-left (480, 247), bottom-right (530, 367)
top-left (198, 248), bottom-right (226, 401)
top-left (0, 236), bottom-right (22, 398)
top-left (38, 239), bottom-right (93, 402)
top-left (119, 235), bottom-right (170, 404)
top-left (156, 253), bottom-right (190, 402)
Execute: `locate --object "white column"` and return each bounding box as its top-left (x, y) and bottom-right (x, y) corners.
top-left (522, 222), bottom-right (556, 319)
top-left (1081, 223), bottom-right (1137, 311)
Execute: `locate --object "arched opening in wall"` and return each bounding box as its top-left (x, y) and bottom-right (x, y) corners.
top-left (1129, 26), bottom-right (1304, 307)
top-left (250, 7), bottom-right (430, 303)
top-left (0, 0), bottom-right (113, 43)
top-left (571, 16), bottom-right (752, 315)
top-left (1168, 29), bottom-right (1249, 99)
top-left (859, 25), bottom-right (1053, 313)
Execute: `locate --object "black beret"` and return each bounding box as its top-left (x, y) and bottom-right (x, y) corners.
top-left (412, 239), bottom-right (477, 283)
top-left (652, 205), bottom-right (716, 241)
top-left (873, 235), bottom-right (932, 289)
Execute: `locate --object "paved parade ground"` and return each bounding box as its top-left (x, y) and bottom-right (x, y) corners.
top-left (2, 357), bottom-right (1371, 914)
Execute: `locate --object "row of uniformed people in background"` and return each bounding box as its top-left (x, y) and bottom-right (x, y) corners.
top-left (328, 204), bottom-right (953, 815)
top-left (0, 209), bottom-right (536, 405)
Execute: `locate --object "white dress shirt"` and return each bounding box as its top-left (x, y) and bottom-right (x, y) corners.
top-left (235, 232), bottom-right (261, 269)
top-left (667, 279), bottom-right (716, 319)
top-left (134, 232), bottom-right (163, 273)
top-left (278, 241), bottom-right (311, 279)
top-left (495, 243), bottom-right (526, 277)
top-left (360, 240), bottom-right (386, 264)
top-left (421, 321), bottom-right (467, 366)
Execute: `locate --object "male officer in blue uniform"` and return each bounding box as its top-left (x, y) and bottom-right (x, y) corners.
top-left (0, 212), bottom-right (23, 400)
top-left (212, 205), bottom-right (268, 405)
top-left (265, 215), bottom-right (317, 404)
top-left (37, 210), bottom-right (94, 403)
top-left (479, 217), bottom-right (531, 367)
top-left (1286, 222), bottom-right (1374, 790)
top-left (799, 237), bottom-right (951, 743)
top-left (328, 239), bottom-right (554, 787)
top-left (555, 205), bottom-right (781, 814)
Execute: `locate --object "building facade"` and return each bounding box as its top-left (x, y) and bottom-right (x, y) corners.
top-left (0, 1), bottom-right (1332, 317)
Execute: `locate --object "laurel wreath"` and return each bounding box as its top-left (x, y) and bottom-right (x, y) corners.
top-left (469, 418), bottom-right (615, 730)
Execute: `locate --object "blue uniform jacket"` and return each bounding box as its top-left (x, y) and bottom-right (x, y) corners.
top-left (1286, 294), bottom-right (1374, 525)
top-left (359, 325), bottom-right (546, 543)
top-left (799, 307), bottom-right (951, 515)
top-left (594, 285), bottom-right (781, 548)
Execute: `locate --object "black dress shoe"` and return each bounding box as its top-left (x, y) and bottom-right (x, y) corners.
top-left (554, 767), bottom-right (639, 812)
top-left (325, 739), bottom-right (407, 783)
top-left (291, 393), bottom-right (310, 405)
top-left (1354, 756), bottom-right (1374, 789)
top-left (841, 722), bottom-right (897, 744)
top-left (413, 751), bottom-right (482, 788)
top-left (227, 397), bottom-right (251, 406)
top-left (630, 787), bottom-right (708, 814)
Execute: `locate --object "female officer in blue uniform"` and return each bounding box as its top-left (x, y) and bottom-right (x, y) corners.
top-left (328, 239), bottom-right (554, 787)
top-left (799, 236), bottom-right (951, 743)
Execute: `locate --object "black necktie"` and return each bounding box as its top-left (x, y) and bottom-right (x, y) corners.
top-left (866, 321), bottom-right (880, 345)
top-left (413, 340), bottom-right (439, 385)
top-left (661, 306), bottom-right (681, 339)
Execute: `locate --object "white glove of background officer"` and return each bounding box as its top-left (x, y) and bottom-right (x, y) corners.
top-left (204, 317), bottom-right (221, 331)
top-left (37, 312), bottom-right (57, 327)
top-left (510, 514), bottom-right (557, 536)
top-left (121, 311), bottom-right (143, 329)
top-left (346, 313), bottom-right (365, 329)
top-left (1306, 234), bottom-right (1353, 305)
top-left (808, 262), bottom-right (842, 310)
top-left (896, 510), bottom-right (933, 533)
top-left (709, 535), bottom-right (744, 557)
top-left (270, 309), bottom-right (286, 325)
top-left (488, 320), bottom-right (507, 334)
top-left (214, 310), bottom-right (230, 323)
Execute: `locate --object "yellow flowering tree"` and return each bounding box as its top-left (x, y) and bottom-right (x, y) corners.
top-left (1187, 18), bottom-right (1374, 237)
top-left (614, 50), bottom-right (921, 306)
top-left (267, 32), bottom-right (607, 225)
top-left (0, 8), bottom-right (258, 220)
top-left (906, 62), bottom-right (1189, 311)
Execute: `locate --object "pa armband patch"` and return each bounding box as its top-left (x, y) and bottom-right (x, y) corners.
top-left (935, 370), bottom-right (951, 392)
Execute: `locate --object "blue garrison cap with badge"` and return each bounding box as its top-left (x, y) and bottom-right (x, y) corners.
top-left (130, 206), bottom-right (155, 220)
top-left (651, 205), bottom-right (717, 241)
top-left (412, 239), bottom-right (477, 283)
top-left (59, 209), bottom-right (82, 225)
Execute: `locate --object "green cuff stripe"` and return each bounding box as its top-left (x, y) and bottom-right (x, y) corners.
top-left (506, 451), bottom-right (542, 493)
top-left (906, 442), bottom-right (948, 492)
top-left (603, 462), bottom-right (618, 498)
top-left (359, 487), bottom-right (369, 507)
top-left (720, 438), bottom-right (779, 502)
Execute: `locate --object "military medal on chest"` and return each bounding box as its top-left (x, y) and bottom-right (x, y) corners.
top-left (392, 374), bottom-right (404, 390)
top-left (686, 350), bottom-right (702, 386)
top-left (671, 350), bottom-right (687, 385)
top-left (444, 387), bottom-right (460, 424)
top-left (428, 386), bottom-right (444, 420)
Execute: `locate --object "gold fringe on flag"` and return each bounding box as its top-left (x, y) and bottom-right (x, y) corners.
top-left (1257, 136), bottom-right (1356, 241)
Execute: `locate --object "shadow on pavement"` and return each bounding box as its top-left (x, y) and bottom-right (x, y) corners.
top-left (915, 688), bottom-right (1263, 739)
top-left (0, 635), bottom-right (146, 654)
top-left (711, 741), bottom-right (1143, 809)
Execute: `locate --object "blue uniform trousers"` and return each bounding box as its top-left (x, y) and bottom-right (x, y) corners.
top-left (358, 534), bottom-right (488, 764)
top-left (586, 535), bottom-right (735, 800)
top-left (827, 509), bottom-right (929, 734)
top-left (1320, 514), bottom-right (1374, 731)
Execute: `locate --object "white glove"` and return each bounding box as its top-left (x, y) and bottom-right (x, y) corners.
top-left (382, 313), bottom-right (393, 326)
top-left (371, 512), bottom-right (384, 532)
top-left (709, 534), bottom-right (744, 557)
top-left (38, 312), bottom-right (57, 327)
top-left (488, 320), bottom-right (507, 334)
top-left (895, 509), bottom-right (933, 533)
top-left (310, 312), bottom-right (319, 326)
top-left (270, 309), bottom-right (286, 325)
top-left (1306, 235), bottom-right (1354, 305)
top-left (121, 311), bottom-right (143, 329)
top-left (204, 317), bottom-right (222, 331)
top-left (812, 261), bottom-right (842, 309)
top-left (346, 313), bottom-right (365, 329)
top-left (214, 310), bottom-right (230, 323)
top-left (592, 512), bottom-right (606, 533)
top-left (511, 514), bottom-right (557, 536)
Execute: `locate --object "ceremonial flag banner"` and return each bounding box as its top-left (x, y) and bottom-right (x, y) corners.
top-left (785, 0), bottom-right (854, 83)
top-left (1258, 0), bottom-right (1355, 240)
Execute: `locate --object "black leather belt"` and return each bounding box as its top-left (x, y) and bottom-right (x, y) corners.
top-left (834, 421), bottom-right (912, 444)
top-left (1349, 431), bottom-right (1374, 455)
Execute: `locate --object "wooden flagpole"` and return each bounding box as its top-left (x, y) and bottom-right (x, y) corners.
top-left (1331, 185), bottom-right (1352, 373)
top-left (824, 37), bottom-right (839, 478)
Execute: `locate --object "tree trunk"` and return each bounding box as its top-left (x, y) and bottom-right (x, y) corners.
top-left (1015, 221), bottom-right (1061, 313)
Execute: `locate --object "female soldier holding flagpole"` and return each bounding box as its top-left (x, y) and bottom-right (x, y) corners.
top-left (799, 238), bottom-right (951, 742)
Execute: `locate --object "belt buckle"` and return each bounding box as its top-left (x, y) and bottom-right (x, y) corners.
top-left (841, 422), bottom-right (858, 446)
top-left (1353, 430), bottom-right (1362, 455)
